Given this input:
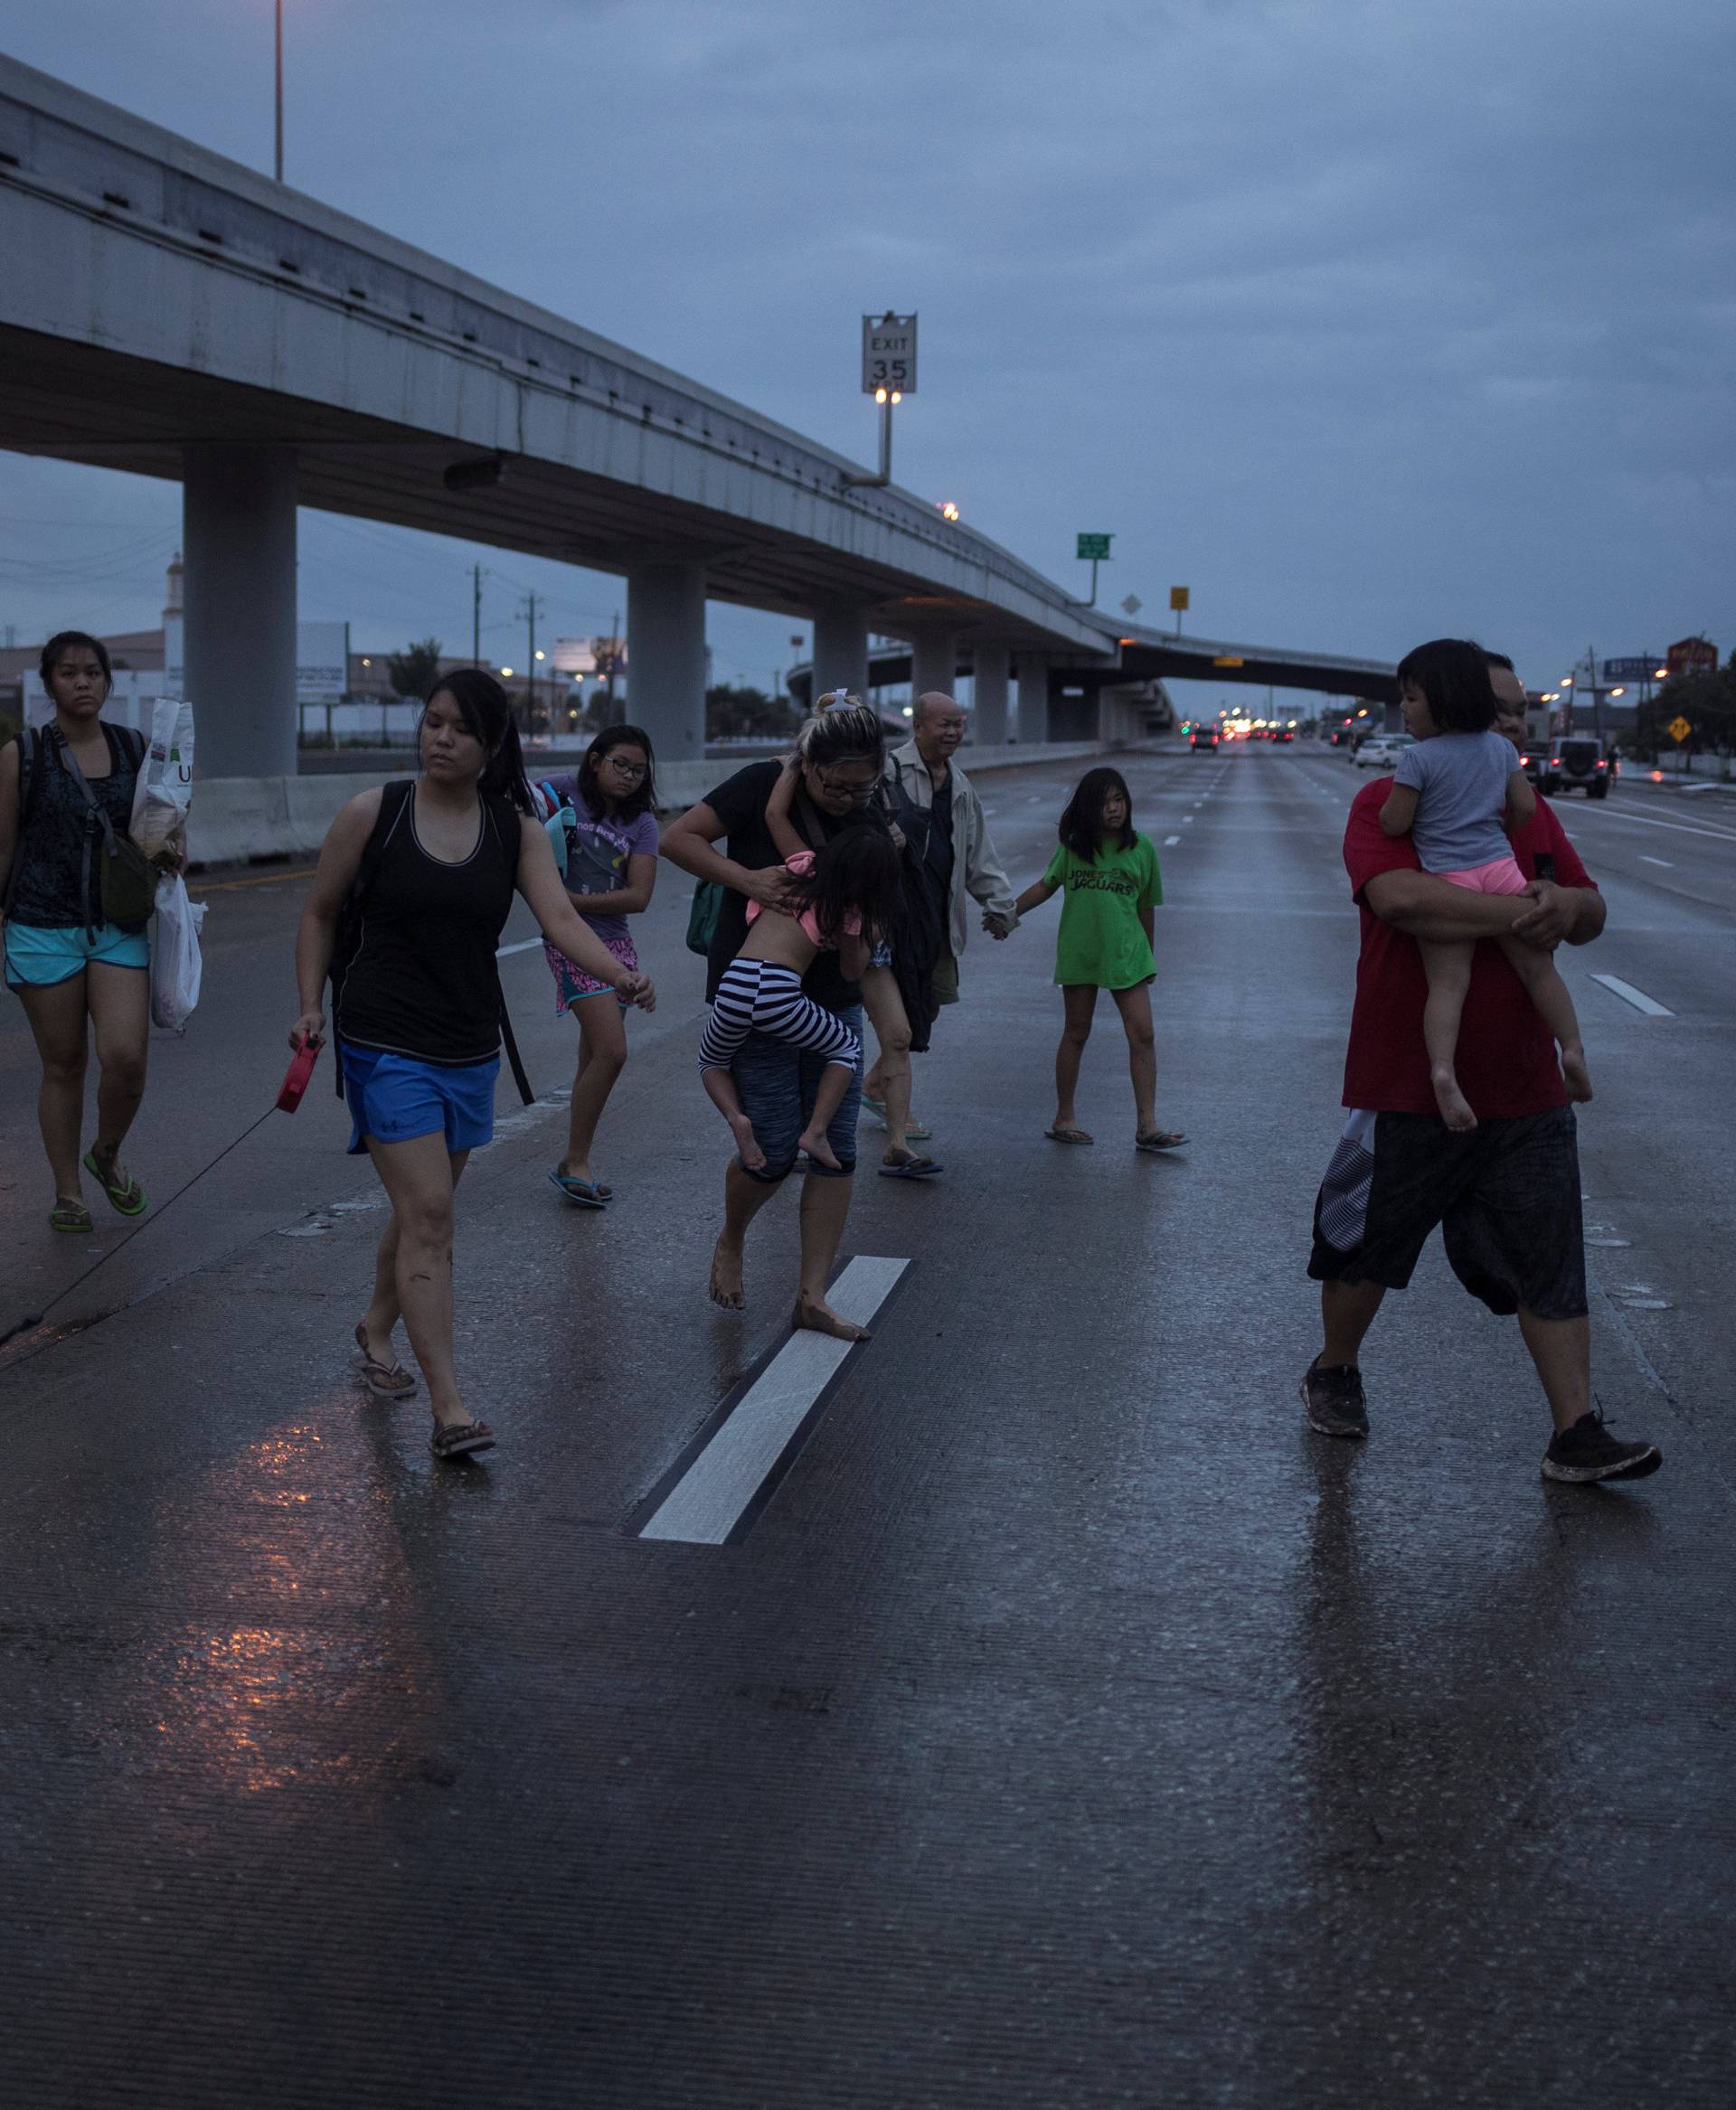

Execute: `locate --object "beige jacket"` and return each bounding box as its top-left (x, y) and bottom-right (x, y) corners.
top-left (884, 741), bottom-right (1018, 959)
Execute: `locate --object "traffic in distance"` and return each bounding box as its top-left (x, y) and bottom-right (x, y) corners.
top-left (1182, 710), bottom-right (1629, 798)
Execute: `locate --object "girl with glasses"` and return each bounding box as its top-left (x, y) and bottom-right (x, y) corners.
top-left (534, 726), bottom-right (661, 1208)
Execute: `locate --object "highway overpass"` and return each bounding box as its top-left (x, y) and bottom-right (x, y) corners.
top-left (0, 55), bottom-right (1395, 781)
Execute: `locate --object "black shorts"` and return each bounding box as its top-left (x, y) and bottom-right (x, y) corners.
top-left (1307, 1107), bottom-right (1586, 1321)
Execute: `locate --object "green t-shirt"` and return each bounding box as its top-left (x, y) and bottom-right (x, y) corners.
top-left (1041, 832), bottom-right (1164, 989)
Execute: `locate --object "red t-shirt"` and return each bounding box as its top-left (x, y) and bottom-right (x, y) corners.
top-left (1340, 778), bottom-right (1596, 1117)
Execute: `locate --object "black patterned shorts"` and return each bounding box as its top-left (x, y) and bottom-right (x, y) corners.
top-left (1307, 1107), bottom-right (1587, 1322)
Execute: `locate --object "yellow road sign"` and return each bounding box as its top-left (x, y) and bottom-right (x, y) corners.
top-left (1169, 586), bottom-right (1190, 611)
top-left (1212, 655), bottom-right (1243, 668)
top-left (1668, 714), bottom-right (1692, 742)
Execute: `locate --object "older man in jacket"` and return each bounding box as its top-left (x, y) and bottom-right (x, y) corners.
top-left (866, 691), bottom-right (1019, 1137)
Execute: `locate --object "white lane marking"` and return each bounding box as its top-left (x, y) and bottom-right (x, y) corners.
top-left (1639, 854), bottom-right (1674, 868)
top-left (1163, 834), bottom-right (1182, 846)
top-left (640, 1256), bottom-right (909, 1545)
top-left (1590, 974), bottom-right (1675, 1018)
top-left (496, 937), bottom-right (543, 957)
top-left (1182, 815), bottom-right (1194, 824)
top-left (1563, 805), bottom-right (1736, 844)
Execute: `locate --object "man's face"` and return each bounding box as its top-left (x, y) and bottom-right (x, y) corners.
top-left (915, 697), bottom-right (967, 761)
top-left (1489, 664), bottom-right (1528, 745)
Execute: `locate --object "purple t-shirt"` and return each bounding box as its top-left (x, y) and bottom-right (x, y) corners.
top-left (542, 775), bottom-right (658, 946)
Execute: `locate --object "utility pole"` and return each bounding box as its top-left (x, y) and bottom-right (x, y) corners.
top-left (274, 0), bottom-right (284, 183)
top-left (518, 592), bottom-right (546, 731)
top-left (605, 608), bottom-right (622, 723)
top-left (471, 565), bottom-right (484, 667)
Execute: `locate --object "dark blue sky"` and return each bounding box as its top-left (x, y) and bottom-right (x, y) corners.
top-left (3, 0), bottom-right (1732, 702)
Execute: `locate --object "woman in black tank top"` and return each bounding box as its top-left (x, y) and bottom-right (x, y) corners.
top-left (290, 672), bottom-right (656, 1461)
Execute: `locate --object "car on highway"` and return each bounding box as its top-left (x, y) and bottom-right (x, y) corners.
top-left (1352, 731), bottom-right (1416, 769)
top-left (1189, 727), bottom-right (1220, 751)
top-left (1538, 734), bottom-right (1614, 797)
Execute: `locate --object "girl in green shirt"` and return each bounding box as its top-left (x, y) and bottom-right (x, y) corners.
top-left (1012, 768), bottom-right (1185, 1153)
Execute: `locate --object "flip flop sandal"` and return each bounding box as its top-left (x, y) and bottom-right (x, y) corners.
top-left (83, 1148), bottom-right (148, 1216)
top-left (548, 1167), bottom-right (609, 1209)
top-left (50, 1199), bottom-right (93, 1234)
top-left (1137, 1130), bottom-right (1188, 1152)
top-left (879, 1154), bottom-right (944, 1179)
top-left (354, 1323), bottom-right (416, 1399)
top-left (862, 1095), bottom-right (933, 1142)
top-left (1044, 1127), bottom-right (1094, 1145)
top-left (430, 1418), bottom-right (495, 1460)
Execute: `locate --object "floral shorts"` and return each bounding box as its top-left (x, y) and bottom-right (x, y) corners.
top-left (544, 929), bottom-right (637, 1013)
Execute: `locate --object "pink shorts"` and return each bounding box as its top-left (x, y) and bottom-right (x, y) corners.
top-left (1440, 855), bottom-right (1529, 896)
top-left (544, 929), bottom-right (637, 1013)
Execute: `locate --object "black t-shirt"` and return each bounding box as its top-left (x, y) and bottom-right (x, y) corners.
top-left (702, 760), bottom-right (883, 1011)
top-left (925, 766), bottom-right (956, 890)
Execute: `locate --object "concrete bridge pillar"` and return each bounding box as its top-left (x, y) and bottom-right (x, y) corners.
top-left (626, 560), bottom-right (707, 764)
top-left (182, 445), bottom-right (298, 780)
top-left (908, 627), bottom-right (958, 703)
top-left (1015, 655), bottom-right (1051, 744)
top-left (970, 641), bottom-right (1011, 746)
top-left (811, 604), bottom-right (870, 705)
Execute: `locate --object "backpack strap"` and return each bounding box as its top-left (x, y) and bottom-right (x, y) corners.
top-left (3, 728), bottom-right (45, 917)
top-left (330, 780), bottom-right (415, 1094)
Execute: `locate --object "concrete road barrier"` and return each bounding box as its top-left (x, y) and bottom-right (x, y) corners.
top-left (184, 742), bottom-right (1127, 869)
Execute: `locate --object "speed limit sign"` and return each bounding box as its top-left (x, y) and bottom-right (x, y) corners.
top-left (862, 312), bottom-right (918, 395)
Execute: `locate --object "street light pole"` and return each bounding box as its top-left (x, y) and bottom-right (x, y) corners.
top-left (271, 0), bottom-right (284, 184)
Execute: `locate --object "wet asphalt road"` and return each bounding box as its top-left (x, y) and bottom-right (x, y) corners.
top-left (0, 741), bottom-right (1731, 2107)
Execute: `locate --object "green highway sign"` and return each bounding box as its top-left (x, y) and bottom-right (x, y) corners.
top-left (1076, 533), bottom-right (1113, 560)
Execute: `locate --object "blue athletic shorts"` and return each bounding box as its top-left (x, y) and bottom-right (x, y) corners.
top-left (5, 921), bottom-right (150, 990)
top-left (731, 1002), bottom-right (863, 1183)
top-left (341, 1047), bottom-right (500, 1157)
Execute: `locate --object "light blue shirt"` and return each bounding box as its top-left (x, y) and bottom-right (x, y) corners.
top-left (1393, 730), bottom-right (1524, 872)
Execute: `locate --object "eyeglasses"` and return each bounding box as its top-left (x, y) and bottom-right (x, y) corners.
top-left (814, 768), bottom-right (878, 801)
top-left (601, 758), bottom-right (648, 779)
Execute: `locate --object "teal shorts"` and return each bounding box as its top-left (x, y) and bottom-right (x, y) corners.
top-left (5, 921), bottom-right (150, 991)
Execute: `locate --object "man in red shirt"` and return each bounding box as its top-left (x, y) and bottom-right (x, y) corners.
top-left (1302, 652), bottom-right (1661, 1484)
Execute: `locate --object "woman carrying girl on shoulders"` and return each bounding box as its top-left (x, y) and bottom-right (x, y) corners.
top-left (1012, 766), bottom-right (1185, 1154)
top-left (289, 671), bottom-right (654, 1461)
top-left (533, 725), bottom-right (660, 1209)
top-left (0, 632), bottom-right (181, 1232)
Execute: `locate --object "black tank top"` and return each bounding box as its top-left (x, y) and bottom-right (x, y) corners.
top-left (335, 783), bottom-right (522, 1067)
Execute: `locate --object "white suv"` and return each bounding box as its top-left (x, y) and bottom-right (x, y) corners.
top-left (1353, 732), bottom-right (1415, 769)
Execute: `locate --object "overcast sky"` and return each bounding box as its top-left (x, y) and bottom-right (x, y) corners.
top-left (4, 0), bottom-right (1732, 702)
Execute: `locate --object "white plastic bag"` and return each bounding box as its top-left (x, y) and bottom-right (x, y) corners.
top-left (150, 875), bottom-right (206, 1031)
top-left (130, 696), bottom-right (194, 862)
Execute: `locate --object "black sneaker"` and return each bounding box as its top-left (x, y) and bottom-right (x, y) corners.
top-left (1300, 1360), bottom-right (1368, 1438)
top-left (1542, 1412), bottom-right (1662, 1484)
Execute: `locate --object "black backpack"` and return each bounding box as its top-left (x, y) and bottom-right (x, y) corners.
top-left (329, 779), bottom-right (533, 1106)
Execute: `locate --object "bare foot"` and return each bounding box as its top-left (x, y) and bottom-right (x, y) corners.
top-left (709, 1237), bottom-right (745, 1313)
top-left (1430, 1065), bottom-right (1477, 1133)
top-left (727, 1112), bottom-right (766, 1173)
top-left (797, 1126), bottom-right (842, 1171)
top-left (1561, 1048), bottom-right (1594, 1103)
top-left (792, 1295), bottom-right (870, 1342)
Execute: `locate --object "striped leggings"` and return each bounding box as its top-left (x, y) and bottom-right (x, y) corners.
top-left (699, 959), bottom-right (862, 1074)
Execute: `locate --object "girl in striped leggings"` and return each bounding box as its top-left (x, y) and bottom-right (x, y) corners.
top-left (700, 825), bottom-right (905, 1173)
